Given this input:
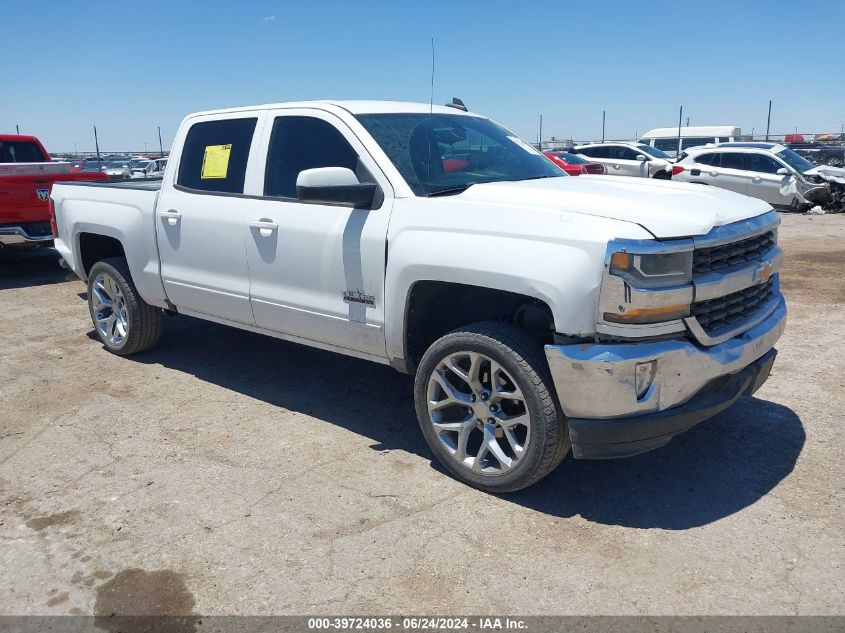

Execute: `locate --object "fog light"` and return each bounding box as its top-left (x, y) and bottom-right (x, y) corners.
top-left (635, 361), bottom-right (657, 399)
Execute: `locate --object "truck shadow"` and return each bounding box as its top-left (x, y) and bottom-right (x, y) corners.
top-left (125, 314), bottom-right (804, 531)
top-left (0, 247), bottom-right (72, 290)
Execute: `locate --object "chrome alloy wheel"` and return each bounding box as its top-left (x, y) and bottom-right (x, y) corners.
top-left (426, 351), bottom-right (531, 475)
top-left (92, 272), bottom-right (129, 347)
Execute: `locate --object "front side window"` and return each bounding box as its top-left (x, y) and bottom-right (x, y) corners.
top-left (177, 118), bottom-right (257, 194)
top-left (265, 116), bottom-right (363, 198)
top-left (356, 113), bottom-right (561, 196)
top-left (748, 154), bottom-right (783, 174)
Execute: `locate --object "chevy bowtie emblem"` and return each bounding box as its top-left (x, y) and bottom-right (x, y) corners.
top-left (755, 261), bottom-right (774, 282)
top-left (36, 189), bottom-right (49, 201)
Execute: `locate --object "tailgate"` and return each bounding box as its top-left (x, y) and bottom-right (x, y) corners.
top-left (0, 171), bottom-right (107, 225)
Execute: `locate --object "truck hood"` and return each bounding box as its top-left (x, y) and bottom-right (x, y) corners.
top-left (459, 176), bottom-right (772, 239)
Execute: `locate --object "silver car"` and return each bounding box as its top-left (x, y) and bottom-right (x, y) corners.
top-left (672, 143), bottom-right (830, 211)
top-left (572, 142), bottom-right (673, 179)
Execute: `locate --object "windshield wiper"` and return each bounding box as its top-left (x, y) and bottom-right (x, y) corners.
top-left (427, 184), bottom-right (474, 197)
top-left (513, 175), bottom-right (558, 181)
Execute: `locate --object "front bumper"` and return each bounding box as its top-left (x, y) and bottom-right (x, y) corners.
top-left (544, 295), bottom-right (786, 459)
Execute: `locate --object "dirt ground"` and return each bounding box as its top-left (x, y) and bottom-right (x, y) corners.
top-left (1, 213), bottom-right (843, 617)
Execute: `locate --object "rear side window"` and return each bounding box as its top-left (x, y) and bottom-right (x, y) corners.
top-left (0, 140), bottom-right (47, 163)
top-left (578, 146), bottom-right (605, 158)
top-left (177, 118), bottom-right (257, 194)
top-left (681, 137), bottom-right (712, 150)
top-left (695, 153), bottom-right (716, 166)
top-left (719, 153), bottom-right (747, 170)
top-left (654, 138), bottom-right (678, 152)
top-left (265, 116), bottom-right (362, 198)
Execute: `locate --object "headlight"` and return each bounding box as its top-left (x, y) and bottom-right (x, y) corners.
top-left (601, 248), bottom-right (693, 325)
top-left (609, 251), bottom-right (692, 287)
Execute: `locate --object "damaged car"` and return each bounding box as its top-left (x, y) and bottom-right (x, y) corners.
top-left (672, 142), bottom-right (844, 212)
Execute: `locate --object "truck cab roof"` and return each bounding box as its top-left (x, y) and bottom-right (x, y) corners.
top-left (186, 100), bottom-right (481, 119)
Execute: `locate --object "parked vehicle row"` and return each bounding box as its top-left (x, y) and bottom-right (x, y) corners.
top-left (51, 100), bottom-right (786, 492)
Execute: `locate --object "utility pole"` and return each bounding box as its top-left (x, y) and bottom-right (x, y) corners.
top-left (601, 110), bottom-right (606, 143)
top-left (16, 125), bottom-right (20, 134)
top-left (158, 126), bottom-right (164, 156)
top-left (73, 142), bottom-right (78, 157)
top-left (686, 117), bottom-right (690, 127)
top-left (538, 114), bottom-right (543, 150)
top-left (93, 125), bottom-right (101, 168)
top-left (677, 105), bottom-right (683, 157)
top-left (765, 100), bottom-right (772, 141)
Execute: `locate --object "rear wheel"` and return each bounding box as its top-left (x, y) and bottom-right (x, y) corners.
top-left (825, 156), bottom-right (843, 167)
top-left (87, 257), bottom-right (162, 356)
top-left (414, 322), bottom-right (569, 493)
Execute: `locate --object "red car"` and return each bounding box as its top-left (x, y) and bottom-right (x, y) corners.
top-left (544, 151), bottom-right (605, 176)
top-left (0, 134), bottom-right (107, 249)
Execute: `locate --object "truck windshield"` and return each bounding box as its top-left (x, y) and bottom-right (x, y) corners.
top-left (356, 113), bottom-right (563, 196)
top-left (0, 140), bottom-right (47, 163)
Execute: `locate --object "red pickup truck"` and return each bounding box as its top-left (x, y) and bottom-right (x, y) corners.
top-left (0, 134), bottom-right (107, 249)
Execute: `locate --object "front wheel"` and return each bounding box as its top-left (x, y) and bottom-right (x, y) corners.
top-left (414, 322), bottom-right (569, 493)
top-left (87, 257), bottom-right (162, 356)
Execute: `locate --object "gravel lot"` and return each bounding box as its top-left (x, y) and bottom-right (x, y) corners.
top-left (1, 213), bottom-right (843, 617)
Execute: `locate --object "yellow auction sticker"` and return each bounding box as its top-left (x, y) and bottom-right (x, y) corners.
top-left (201, 144), bottom-right (231, 179)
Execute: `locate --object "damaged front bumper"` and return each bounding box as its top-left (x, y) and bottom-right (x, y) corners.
top-left (544, 295), bottom-right (786, 459)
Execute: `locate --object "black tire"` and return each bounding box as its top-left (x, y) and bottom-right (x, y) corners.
top-left (414, 322), bottom-right (569, 493)
top-left (826, 156), bottom-right (843, 167)
top-left (652, 170), bottom-right (671, 180)
top-left (87, 257), bottom-right (162, 356)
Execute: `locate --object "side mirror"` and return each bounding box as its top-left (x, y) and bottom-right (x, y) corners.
top-left (776, 167), bottom-right (789, 175)
top-left (636, 155), bottom-right (647, 161)
top-left (296, 167), bottom-right (377, 208)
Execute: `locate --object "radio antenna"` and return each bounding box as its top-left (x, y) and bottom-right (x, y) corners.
top-left (426, 37), bottom-right (435, 190)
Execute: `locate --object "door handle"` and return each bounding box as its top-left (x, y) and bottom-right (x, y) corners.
top-left (752, 177), bottom-right (762, 183)
top-left (612, 164), bottom-right (620, 169)
top-left (709, 171), bottom-right (718, 177)
top-left (161, 209), bottom-right (181, 226)
top-left (249, 219), bottom-right (278, 238)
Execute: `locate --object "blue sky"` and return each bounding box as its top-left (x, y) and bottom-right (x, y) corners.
top-left (3, 0), bottom-right (844, 152)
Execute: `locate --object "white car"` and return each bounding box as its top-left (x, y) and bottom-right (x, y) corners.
top-left (51, 100), bottom-right (785, 492)
top-left (104, 161), bottom-right (131, 179)
top-left (129, 158), bottom-right (168, 179)
top-left (573, 142), bottom-right (673, 179)
top-left (640, 126), bottom-right (742, 158)
top-left (672, 142), bottom-right (843, 211)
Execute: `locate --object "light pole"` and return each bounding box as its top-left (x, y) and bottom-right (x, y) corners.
top-left (74, 143), bottom-right (78, 157)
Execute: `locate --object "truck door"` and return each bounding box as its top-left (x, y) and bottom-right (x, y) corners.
top-left (244, 109), bottom-right (392, 357)
top-left (155, 114), bottom-right (266, 325)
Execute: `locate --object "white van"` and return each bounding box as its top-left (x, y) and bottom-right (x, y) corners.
top-left (640, 126), bottom-right (741, 158)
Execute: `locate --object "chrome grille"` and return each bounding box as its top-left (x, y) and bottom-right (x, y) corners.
top-left (693, 231), bottom-right (775, 274)
top-left (691, 278), bottom-right (775, 334)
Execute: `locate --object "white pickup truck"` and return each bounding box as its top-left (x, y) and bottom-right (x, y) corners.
top-left (51, 101), bottom-right (786, 492)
